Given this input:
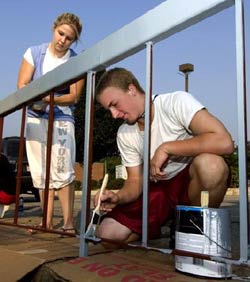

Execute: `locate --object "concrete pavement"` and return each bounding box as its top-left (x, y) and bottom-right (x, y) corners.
top-left (0, 191), bottom-right (249, 281)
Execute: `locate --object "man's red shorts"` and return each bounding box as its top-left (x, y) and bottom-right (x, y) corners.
top-left (107, 165), bottom-right (191, 239)
top-left (0, 191), bottom-right (16, 205)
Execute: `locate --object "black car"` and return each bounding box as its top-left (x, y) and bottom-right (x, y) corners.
top-left (1, 136), bottom-right (40, 201)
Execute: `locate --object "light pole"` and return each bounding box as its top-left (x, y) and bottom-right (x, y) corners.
top-left (179, 63), bottom-right (194, 92)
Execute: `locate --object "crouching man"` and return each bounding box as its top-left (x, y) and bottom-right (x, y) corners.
top-left (94, 67), bottom-right (234, 245)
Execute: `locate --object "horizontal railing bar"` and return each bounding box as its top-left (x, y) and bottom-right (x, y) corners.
top-left (0, 0), bottom-right (234, 116)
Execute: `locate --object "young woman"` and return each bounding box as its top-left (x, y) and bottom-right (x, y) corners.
top-left (17, 13), bottom-right (85, 232)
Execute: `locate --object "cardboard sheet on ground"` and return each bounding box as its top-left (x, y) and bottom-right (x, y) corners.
top-left (50, 249), bottom-right (223, 282)
top-left (0, 247), bottom-right (45, 282)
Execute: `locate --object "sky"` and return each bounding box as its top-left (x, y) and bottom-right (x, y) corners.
top-left (0, 0), bottom-right (249, 143)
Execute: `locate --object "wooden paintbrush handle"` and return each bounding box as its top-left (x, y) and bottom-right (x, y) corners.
top-left (201, 191), bottom-right (209, 208)
top-left (95, 173), bottom-right (109, 212)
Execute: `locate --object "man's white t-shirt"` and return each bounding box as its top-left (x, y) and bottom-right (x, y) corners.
top-left (117, 91), bottom-right (204, 180)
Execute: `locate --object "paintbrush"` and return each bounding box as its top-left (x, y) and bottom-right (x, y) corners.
top-left (85, 173), bottom-right (109, 241)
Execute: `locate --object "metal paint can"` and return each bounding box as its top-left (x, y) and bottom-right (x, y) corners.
top-left (175, 205), bottom-right (232, 278)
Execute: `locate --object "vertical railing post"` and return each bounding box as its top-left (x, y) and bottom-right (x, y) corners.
top-left (80, 71), bottom-right (96, 257)
top-left (142, 41), bottom-right (153, 246)
top-left (14, 106), bottom-right (26, 223)
top-left (0, 117), bottom-right (4, 153)
top-left (42, 92), bottom-right (54, 228)
top-left (235, 0), bottom-right (249, 262)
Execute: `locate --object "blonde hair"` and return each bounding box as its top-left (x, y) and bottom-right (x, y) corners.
top-left (53, 13), bottom-right (82, 42)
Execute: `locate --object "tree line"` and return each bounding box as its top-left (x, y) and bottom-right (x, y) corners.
top-left (224, 142), bottom-right (250, 187)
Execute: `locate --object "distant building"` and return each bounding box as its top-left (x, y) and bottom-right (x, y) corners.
top-left (74, 162), bottom-right (104, 182)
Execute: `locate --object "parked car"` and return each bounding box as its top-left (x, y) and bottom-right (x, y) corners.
top-left (1, 136), bottom-right (40, 201)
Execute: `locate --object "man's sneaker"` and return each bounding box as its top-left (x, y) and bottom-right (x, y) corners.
top-left (161, 218), bottom-right (176, 249)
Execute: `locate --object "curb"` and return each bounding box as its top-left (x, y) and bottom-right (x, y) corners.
top-left (75, 188), bottom-right (245, 197)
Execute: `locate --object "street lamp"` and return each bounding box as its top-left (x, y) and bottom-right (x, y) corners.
top-left (179, 63), bottom-right (194, 92)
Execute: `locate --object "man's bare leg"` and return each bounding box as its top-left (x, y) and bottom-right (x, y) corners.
top-left (96, 217), bottom-right (139, 249)
top-left (188, 153), bottom-right (229, 208)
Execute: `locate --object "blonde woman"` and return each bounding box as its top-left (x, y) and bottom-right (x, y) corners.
top-left (17, 13), bottom-right (85, 233)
